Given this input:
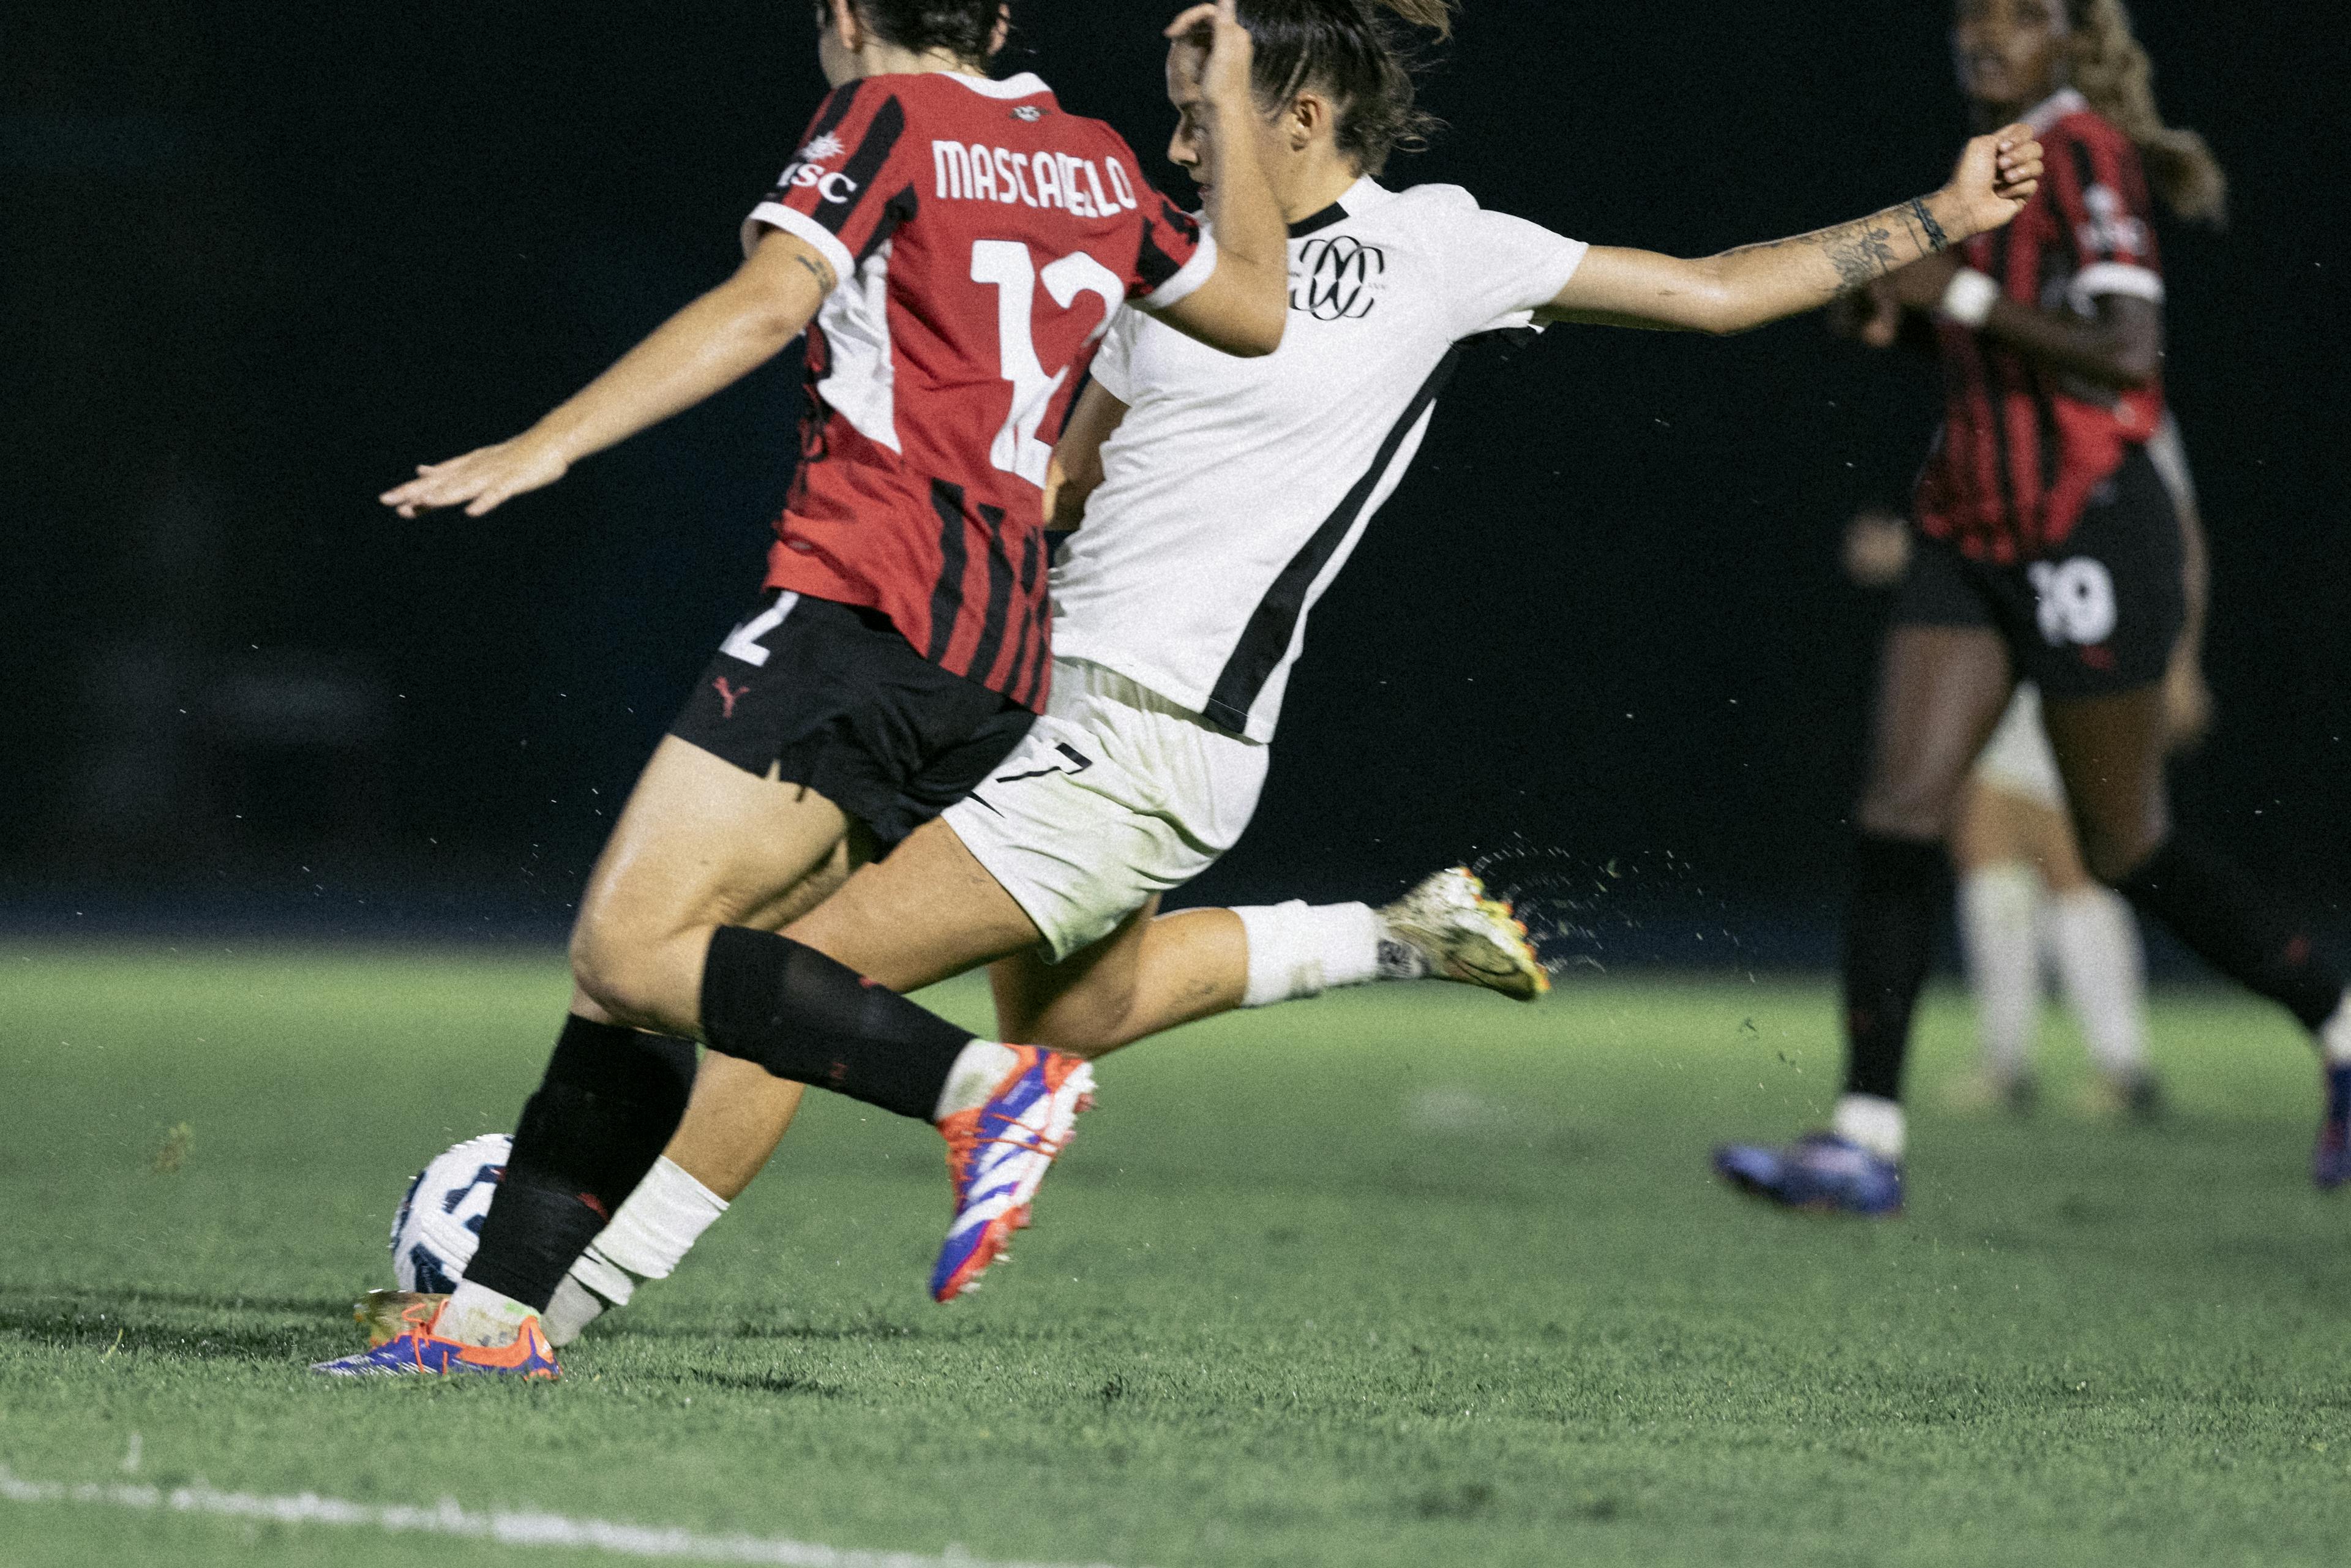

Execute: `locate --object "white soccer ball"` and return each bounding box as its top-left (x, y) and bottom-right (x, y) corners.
top-left (389, 1133), bottom-right (512, 1292)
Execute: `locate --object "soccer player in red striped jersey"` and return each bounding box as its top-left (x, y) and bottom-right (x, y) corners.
top-left (1715, 0), bottom-right (2351, 1218)
top-left (441, 1), bottom-right (2044, 1327)
top-left (337, 0), bottom-right (2051, 1354)
top-left (746, 64), bottom-right (1223, 708)
top-left (325, 0), bottom-right (1290, 1376)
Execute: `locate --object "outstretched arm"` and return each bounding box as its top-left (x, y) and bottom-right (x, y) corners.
top-left (381, 228), bottom-right (834, 518)
top-left (1539, 127), bottom-right (2043, 336)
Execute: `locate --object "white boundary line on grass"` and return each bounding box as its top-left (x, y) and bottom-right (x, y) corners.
top-left (0, 1468), bottom-right (1131, 1568)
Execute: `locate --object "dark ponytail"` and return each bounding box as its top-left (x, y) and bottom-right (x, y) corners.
top-left (814, 0), bottom-right (1010, 67)
top-left (1238, 0), bottom-right (1457, 174)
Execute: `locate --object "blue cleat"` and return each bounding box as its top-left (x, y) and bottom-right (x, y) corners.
top-left (1712, 1133), bottom-right (1904, 1217)
top-left (2315, 1065), bottom-right (2351, 1191)
top-left (931, 1046), bottom-right (1096, 1303)
top-left (310, 1302), bottom-right (560, 1379)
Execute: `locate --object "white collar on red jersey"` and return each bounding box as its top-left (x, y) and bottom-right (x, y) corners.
top-left (2024, 87), bottom-right (2089, 132)
top-left (942, 71), bottom-right (1051, 100)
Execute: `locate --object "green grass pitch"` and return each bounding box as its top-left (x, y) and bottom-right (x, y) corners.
top-left (4, 944), bottom-right (2350, 1567)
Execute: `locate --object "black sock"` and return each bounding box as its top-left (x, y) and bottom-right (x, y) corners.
top-left (2114, 836), bottom-right (2345, 1033)
top-left (464, 1016), bottom-right (698, 1311)
top-left (699, 926), bottom-right (973, 1122)
top-left (1842, 832), bottom-right (1949, 1104)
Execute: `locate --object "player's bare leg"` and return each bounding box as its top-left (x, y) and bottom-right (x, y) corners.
top-left (671, 852), bottom-right (1547, 1181)
top-left (2053, 685), bottom-right (2351, 1131)
top-left (1829, 626), bottom-right (2017, 1157)
top-left (2042, 686), bottom-right (2351, 1176)
top-left (579, 819), bottom-right (1077, 1305)
top-left (552, 820), bottom-right (1065, 1327)
top-left (680, 817), bottom-right (1099, 1299)
top-left (992, 871), bottom-right (1545, 1062)
top-left (424, 737), bottom-right (871, 1349)
top-left (992, 898), bottom-right (1237, 1056)
top-left (626, 820), bottom-right (1046, 1207)
top-left (568, 737), bottom-right (866, 1037)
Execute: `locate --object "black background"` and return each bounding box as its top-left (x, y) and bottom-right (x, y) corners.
top-left (4, 1), bottom-right (2345, 958)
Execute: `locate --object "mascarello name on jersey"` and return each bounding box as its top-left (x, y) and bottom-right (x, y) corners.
top-left (743, 70), bottom-right (1218, 713)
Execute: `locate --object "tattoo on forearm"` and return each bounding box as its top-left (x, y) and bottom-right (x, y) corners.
top-left (1819, 217), bottom-right (1903, 288)
top-left (1740, 206), bottom-right (1916, 290)
top-left (796, 253), bottom-right (833, 291)
top-left (1908, 197), bottom-right (1949, 253)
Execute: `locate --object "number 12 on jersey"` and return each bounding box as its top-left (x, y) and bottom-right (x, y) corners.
top-left (971, 239), bottom-right (1121, 486)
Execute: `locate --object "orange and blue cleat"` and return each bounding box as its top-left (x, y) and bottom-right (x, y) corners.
top-left (931, 1046), bottom-right (1096, 1303)
top-left (310, 1300), bottom-right (560, 1379)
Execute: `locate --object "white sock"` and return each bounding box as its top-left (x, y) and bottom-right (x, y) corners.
top-left (2044, 885), bottom-right (2150, 1078)
top-left (2320, 989), bottom-right (2351, 1066)
top-left (542, 1274), bottom-right (607, 1349)
top-left (1233, 901), bottom-right (1383, 1008)
top-left (935, 1040), bottom-right (1024, 1122)
top-left (1959, 863), bottom-right (2043, 1082)
top-left (438, 1279), bottom-right (536, 1348)
top-left (586, 1157), bottom-right (730, 1288)
top-left (1832, 1093), bottom-right (1907, 1163)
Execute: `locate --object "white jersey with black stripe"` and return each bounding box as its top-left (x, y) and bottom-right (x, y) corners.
top-left (1049, 176), bottom-right (1587, 742)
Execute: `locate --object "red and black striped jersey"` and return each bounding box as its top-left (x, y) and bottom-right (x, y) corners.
top-left (1915, 90), bottom-right (2167, 564)
top-left (743, 70), bottom-right (1215, 711)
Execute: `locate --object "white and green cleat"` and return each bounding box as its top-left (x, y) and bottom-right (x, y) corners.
top-left (1379, 868), bottom-right (1550, 1002)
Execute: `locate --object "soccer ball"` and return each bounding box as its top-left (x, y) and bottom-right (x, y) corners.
top-left (389, 1133), bottom-right (511, 1292)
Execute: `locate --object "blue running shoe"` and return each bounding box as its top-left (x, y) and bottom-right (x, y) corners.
top-left (310, 1302), bottom-right (560, 1379)
top-left (2315, 1065), bottom-right (2351, 1191)
top-left (932, 1046), bottom-right (1096, 1303)
top-left (1712, 1133), bottom-right (1904, 1217)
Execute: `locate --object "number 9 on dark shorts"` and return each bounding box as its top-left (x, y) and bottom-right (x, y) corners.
top-left (1892, 445), bottom-right (2187, 700)
top-left (668, 591), bottom-right (1035, 850)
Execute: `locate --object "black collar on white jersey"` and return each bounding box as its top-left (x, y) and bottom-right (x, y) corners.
top-left (1288, 202), bottom-right (1348, 238)
top-left (1289, 177), bottom-right (1393, 236)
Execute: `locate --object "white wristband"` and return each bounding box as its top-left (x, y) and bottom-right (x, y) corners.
top-left (1938, 268), bottom-right (2000, 329)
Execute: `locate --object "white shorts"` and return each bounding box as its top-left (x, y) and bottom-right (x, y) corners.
top-left (942, 658), bottom-right (1270, 961)
top-left (1972, 684), bottom-right (2066, 811)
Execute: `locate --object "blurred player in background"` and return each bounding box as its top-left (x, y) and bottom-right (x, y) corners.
top-left (1846, 483), bottom-right (2206, 1119)
top-left (317, 0), bottom-right (1293, 1378)
top-left (1717, 0), bottom-right (2351, 1218)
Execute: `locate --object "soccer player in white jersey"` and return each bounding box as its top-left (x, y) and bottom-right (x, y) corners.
top-left (367, 0), bottom-right (2045, 1340)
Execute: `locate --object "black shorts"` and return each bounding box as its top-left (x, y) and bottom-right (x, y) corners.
top-left (1892, 445), bottom-right (2186, 700)
top-left (668, 591), bottom-right (1033, 850)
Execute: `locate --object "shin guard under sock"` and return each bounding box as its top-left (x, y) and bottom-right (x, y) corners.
top-left (1842, 833), bottom-right (1950, 1104)
top-left (464, 1016), bottom-right (698, 1311)
top-left (2114, 836), bottom-right (2345, 1032)
top-left (699, 926), bottom-right (973, 1122)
